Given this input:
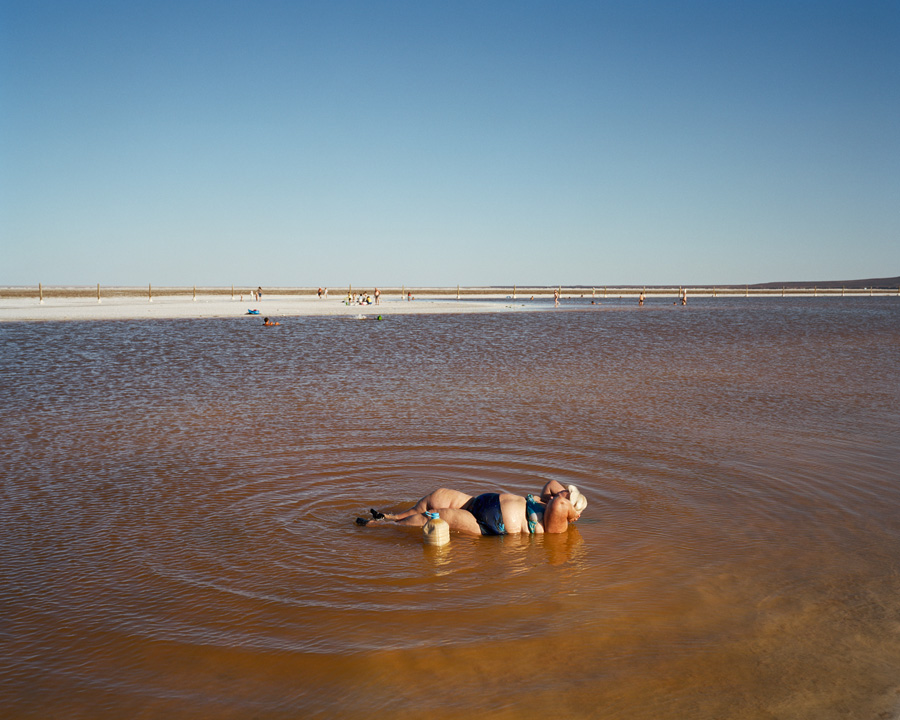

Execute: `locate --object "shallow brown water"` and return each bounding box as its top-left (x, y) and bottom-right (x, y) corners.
top-left (2, 298), bottom-right (899, 719)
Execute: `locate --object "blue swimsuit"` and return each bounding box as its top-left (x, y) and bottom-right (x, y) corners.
top-left (525, 494), bottom-right (543, 534)
top-left (467, 493), bottom-right (506, 535)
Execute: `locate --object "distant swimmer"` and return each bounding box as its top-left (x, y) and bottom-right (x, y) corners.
top-left (263, 317), bottom-right (280, 326)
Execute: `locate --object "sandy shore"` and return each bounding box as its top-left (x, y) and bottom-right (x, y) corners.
top-left (2, 286), bottom-right (895, 322)
top-left (0, 293), bottom-right (542, 323)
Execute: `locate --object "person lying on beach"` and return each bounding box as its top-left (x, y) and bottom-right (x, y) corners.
top-left (356, 480), bottom-right (586, 535)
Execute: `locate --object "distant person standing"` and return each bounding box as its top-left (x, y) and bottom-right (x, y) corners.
top-left (639, 291), bottom-right (645, 306)
top-left (554, 289), bottom-right (560, 307)
top-left (374, 288), bottom-right (381, 305)
top-left (681, 288), bottom-right (687, 305)
top-left (257, 287), bottom-right (263, 301)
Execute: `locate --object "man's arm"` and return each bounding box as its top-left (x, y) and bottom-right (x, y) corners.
top-left (539, 479), bottom-right (569, 504)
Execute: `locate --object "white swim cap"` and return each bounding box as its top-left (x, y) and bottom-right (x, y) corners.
top-left (568, 485), bottom-right (587, 513)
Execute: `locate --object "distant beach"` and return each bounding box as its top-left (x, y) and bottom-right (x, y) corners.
top-left (1, 285), bottom-right (896, 323)
top-left (0, 292), bottom-right (528, 323)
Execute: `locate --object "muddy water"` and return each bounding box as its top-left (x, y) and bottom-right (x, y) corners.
top-left (2, 298), bottom-right (899, 719)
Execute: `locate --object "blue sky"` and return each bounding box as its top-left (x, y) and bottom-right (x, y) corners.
top-left (2, 0), bottom-right (898, 287)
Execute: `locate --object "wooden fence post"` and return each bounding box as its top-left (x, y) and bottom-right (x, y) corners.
top-left (39, 283), bottom-right (44, 304)
top-left (97, 283), bottom-right (101, 303)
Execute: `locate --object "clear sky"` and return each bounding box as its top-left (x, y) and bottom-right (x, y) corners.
top-left (2, 0), bottom-right (898, 287)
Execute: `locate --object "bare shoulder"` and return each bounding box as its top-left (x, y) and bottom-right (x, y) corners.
top-left (543, 495), bottom-right (576, 533)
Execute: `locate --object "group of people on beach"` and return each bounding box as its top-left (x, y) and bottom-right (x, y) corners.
top-left (356, 479), bottom-right (586, 536)
top-left (240, 287), bottom-right (264, 302)
top-left (317, 288), bottom-right (329, 299)
top-left (345, 290), bottom-right (380, 306)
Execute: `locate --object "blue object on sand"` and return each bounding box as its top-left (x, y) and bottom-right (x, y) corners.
top-left (247, 309), bottom-right (260, 315)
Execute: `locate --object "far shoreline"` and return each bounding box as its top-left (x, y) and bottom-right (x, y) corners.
top-left (3, 283), bottom-right (898, 301)
top-left (0, 285), bottom-right (896, 324)
top-left (0, 293), bottom-right (541, 323)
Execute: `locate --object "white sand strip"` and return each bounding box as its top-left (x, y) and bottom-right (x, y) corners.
top-left (0, 294), bottom-right (544, 323)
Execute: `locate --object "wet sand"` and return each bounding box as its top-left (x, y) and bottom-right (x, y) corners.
top-left (0, 293), bottom-right (536, 322)
top-left (2, 286), bottom-right (895, 323)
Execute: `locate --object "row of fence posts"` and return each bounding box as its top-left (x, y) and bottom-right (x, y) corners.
top-left (37, 283), bottom-right (205, 304)
top-left (30, 283), bottom-right (900, 305)
top-left (149, 284), bottom-right (203, 301)
top-left (146, 284), bottom-right (200, 302)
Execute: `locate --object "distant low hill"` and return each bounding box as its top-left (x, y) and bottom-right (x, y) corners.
top-left (750, 276), bottom-right (900, 290)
